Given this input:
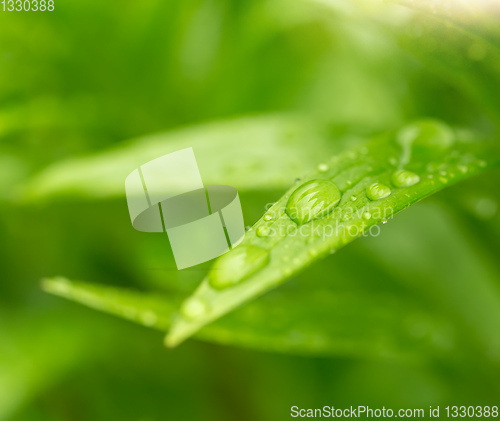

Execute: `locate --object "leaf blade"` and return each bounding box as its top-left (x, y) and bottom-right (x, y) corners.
top-left (166, 121), bottom-right (500, 346)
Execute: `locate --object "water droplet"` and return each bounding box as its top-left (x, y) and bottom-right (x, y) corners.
top-left (350, 195), bottom-right (357, 201)
top-left (363, 212), bottom-right (371, 220)
top-left (366, 183), bottom-right (391, 201)
top-left (346, 180), bottom-right (353, 186)
top-left (391, 170), bottom-right (420, 188)
top-left (397, 120), bottom-right (454, 166)
top-left (317, 163), bottom-right (329, 172)
top-left (181, 297), bottom-right (208, 319)
top-left (294, 178), bottom-right (301, 183)
top-left (382, 219), bottom-right (387, 225)
top-left (329, 247), bottom-right (336, 255)
top-left (286, 179), bottom-right (342, 225)
top-left (457, 165), bottom-right (468, 174)
top-left (256, 226), bottom-right (270, 237)
top-left (308, 249), bottom-right (318, 257)
top-left (263, 214), bottom-right (273, 221)
top-left (245, 226), bottom-right (252, 231)
top-left (208, 245), bottom-right (270, 290)
top-left (283, 268), bottom-right (293, 277)
top-left (478, 160), bottom-right (487, 168)
top-left (439, 176), bottom-right (448, 183)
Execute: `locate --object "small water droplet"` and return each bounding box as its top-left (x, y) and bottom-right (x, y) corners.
top-left (391, 170), bottom-right (420, 188)
top-left (350, 195), bottom-right (357, 201)
top-left (256, 226), bottom-right (270, 237)
top-left (346, 180), bottom-right (353, 186)
top-left (363, 212), bottom-right (371, 220)
top-left (382, 219), bottom-right (387, 225)
top-left (181, 297), bottom-right (208, 319)
top-left (286, 179), bottom-right (342, 225)
top-left (457, 165), bottom-right (468, 174)
top-left (308, 249), bottom-right (318, 257)
top-left (294, 178), bottom-right (301, 183)
top-left (478, 160), bottom-right (487, 168)
top-left (317, 163), bottom-right (329, 172)
top-left (208, 245), bottom-right (270, 290)
top-left (263, 214), bottom-right (273, 221)
top-left (283, 268), bottom-right (293, 277)
top-left (366, 183), bottom-right (392, 201)
top-left (329, 247), bottom-right (336, 255)
top-left (245, 226), bottom-right (252, 231)
top-left (439, 176), bottom-right (448, 183)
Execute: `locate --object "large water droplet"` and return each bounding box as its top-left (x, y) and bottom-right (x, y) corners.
top-left (286, 179), bottom-right (341, 225)
top-left (391, 170), bottom-right (420, 188)
top-left (397, 120), bottom-right (454, 166)
top-left (366, 183), bottom-right (391, 201)
top-left (208, 245), bottom-right (270, 290)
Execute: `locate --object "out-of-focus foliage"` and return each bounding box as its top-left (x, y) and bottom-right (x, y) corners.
top-left (2, 0), bottom-right (500, 419)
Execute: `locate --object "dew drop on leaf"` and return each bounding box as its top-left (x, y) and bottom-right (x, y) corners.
top-left (286, 179), bottom-right (342, 225)
top-left (256, 226), bottom-right (270, 237)
top-left (397, 120), bottom-right (454, 166)
top-left (208, 245), bottom-right (270, 290)
top-left (391, 169), bottom-right (420, 188)
top-left (181, 297), bottom-right (208, 319)
top-left (317, 163), bottom-right (329, 172)
top-left (366, 183), bottom-right (392, 200)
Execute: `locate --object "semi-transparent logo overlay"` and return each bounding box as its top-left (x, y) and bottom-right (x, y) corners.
top-left (125, 148), bottom-right (245, 269)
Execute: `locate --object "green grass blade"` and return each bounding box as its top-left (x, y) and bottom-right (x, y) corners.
top-left (22, 115), bottom-right (337, 201)
top-left (42, 275), bottom-right (454, 360)
top-left (42, 277), bottom-right (179, 331)
top-left (166, 120), bottom-right (500, 347)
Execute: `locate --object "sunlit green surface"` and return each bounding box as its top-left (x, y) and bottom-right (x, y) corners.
top-left (2, 0), bottom-right (500, 419)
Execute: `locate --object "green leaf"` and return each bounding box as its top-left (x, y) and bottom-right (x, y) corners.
top-left (42, 275), bottom-right (455, 361)
top-left (41, 277), bottom-right (179, 331)
top-left (22, 115), bottom-right (340, 201)
top-left (165, 120), bottom-right (500, 347)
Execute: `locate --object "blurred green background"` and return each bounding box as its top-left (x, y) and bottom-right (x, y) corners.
top-left (1, 0), bottom-right (500, 419)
